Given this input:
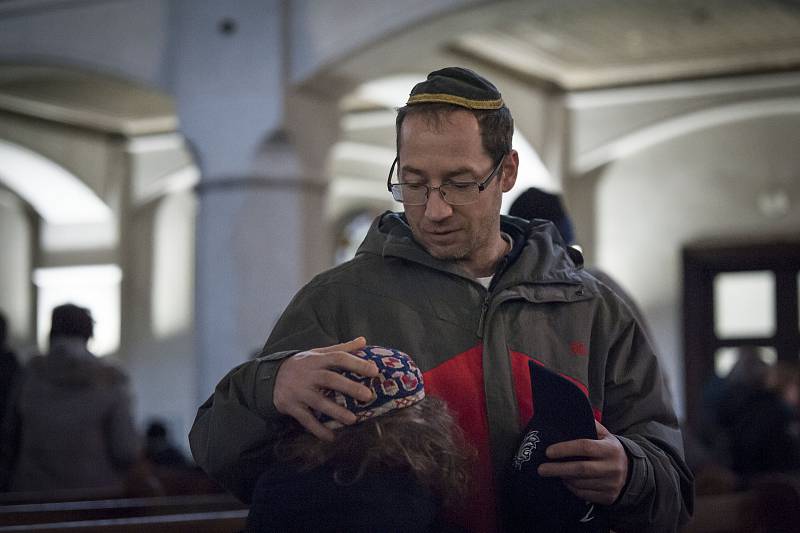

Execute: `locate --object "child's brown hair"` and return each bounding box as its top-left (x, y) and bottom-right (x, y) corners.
top-left (273, 396), bottom-right (473, 508)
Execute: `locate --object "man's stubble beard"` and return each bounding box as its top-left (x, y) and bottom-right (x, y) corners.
top-left (412, 209), bottom-right (500, 264)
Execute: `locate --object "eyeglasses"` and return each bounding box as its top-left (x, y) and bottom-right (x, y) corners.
top-left (387, 156), bottom-right (505, 206)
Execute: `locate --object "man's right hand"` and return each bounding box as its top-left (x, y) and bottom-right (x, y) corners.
top-left (273, 337), bottom-right (379, 441)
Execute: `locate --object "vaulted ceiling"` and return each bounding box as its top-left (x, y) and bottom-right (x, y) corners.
top-left (451, 0), bottom-right (800, 89)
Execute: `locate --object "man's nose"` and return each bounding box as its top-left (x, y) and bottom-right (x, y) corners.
top-left (424, 187), bottom-right (453, 221)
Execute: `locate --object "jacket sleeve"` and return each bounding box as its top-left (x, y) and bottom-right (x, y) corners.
top-left (602, 314), bottom-right (694, 533)
top-left (188, 284), bottom-right (340, 502)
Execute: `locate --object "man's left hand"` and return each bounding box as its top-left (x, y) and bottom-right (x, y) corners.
top-left (537, 420), bottom-right (628, 505)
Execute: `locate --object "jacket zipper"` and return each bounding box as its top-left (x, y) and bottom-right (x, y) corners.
top-left (477, 291), bottom-right (491, 338)
top-left (477, 251), bottom-right (512, 338)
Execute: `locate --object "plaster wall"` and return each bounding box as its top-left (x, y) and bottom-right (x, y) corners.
top-left (0, 0), bottom-right (169, 88)
top-left (166, 0), bottom-right (285, 178)
top-left (288, 0), bottom-right (484, 85)
top-left (592, 114), bottom-right (800, 417)
top-left (194, 183), bottom-right (311, 398)
top-left (569, 72), bottom-right (800, 161)
top-left (125, 190), bottom-right (197, 450)
top-left (0, 189), bottom-right (33, 347)
top-left (0, 112), bottom-right (116, 205)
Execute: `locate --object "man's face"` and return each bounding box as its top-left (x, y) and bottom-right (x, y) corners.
top-left (397, 109), bottom-right (517, 272)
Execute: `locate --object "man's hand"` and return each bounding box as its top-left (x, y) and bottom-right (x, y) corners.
top-left (273, 337), bottom-right (379, 442)
top-left (537, 420), bottom-right (629, 505)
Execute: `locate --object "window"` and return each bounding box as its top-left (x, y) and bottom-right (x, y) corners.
top-left (714, 271), bottom-right (775, 339)
top-left (714, 346), bottom-right (777, 378)
top-left (33, 265), bottom-right (122, 356)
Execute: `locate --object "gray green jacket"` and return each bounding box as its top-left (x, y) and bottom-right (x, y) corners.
top-left (190, 212), bottom-right (693, 532)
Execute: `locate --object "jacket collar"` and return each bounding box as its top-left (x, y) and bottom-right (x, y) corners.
top-left (356, 211), bottom-right (586, 290)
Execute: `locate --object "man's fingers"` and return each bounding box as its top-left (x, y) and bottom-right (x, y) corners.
top-left (318, 371), bottom-right (375, 403)
top-left (286, 405), bottom-right (335, 442)
top-left (315, 336), bottom-right (367, 354)
top-left (538, 426), bottom-right (628, 505)
top-left (273, 337), bottom-right (379, 442)
top-left (301, 390), bottom-right (358, 427)
top-left (595, 419), bottom-right (610, 437)
top-left (546, 438), bottom-right (602, 460)
top-left (324, 351), bottom-right (380, 378)
top-left (538, 459), bottom-right (604, 479)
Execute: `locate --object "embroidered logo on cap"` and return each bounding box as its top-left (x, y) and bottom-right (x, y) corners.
top-left (513, 430), bottom-right (541, 470)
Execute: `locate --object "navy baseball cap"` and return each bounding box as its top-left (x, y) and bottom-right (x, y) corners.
top-left (505, 361), bottom-right (610, 532)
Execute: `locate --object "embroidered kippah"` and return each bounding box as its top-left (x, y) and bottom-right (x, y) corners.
top-left (407, 67), bottom-right (504, 110)
top-left (319, 345), bottom-right (425, 429)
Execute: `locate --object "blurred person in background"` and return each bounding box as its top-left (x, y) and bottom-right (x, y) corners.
top-left (0, 310), bottom-right (19, 442)
top-left (3, 303), bottom-right (140, 493)
top-left (508, 187), bottom-right (654, 343)
top-left (145, 419), bottom-right (190, 469)
top-left (0, 310), bottom-right (20, 491)
top-left (716, 348), bottom-right (800, 480)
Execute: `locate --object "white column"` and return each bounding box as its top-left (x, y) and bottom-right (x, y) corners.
top-left (165, 0), bottom-right (330, 401)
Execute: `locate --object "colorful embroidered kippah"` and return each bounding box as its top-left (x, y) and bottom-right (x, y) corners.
top-left (406, 67), bottom-right (504, 110)
top-left (318, 345), bottom-right (425, 429)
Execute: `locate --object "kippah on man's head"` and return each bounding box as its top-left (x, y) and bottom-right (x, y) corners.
top-left (407, 67), bottom-right (504, 110)
top-left (317, 345), bottom-right (425, 429)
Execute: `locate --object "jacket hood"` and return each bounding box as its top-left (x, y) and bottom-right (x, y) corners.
top-left (356, 211), bottom-right (584, 287)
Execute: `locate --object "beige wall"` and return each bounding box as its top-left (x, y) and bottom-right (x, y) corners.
top-left (597, 113), bottom-right (800, 414)
top-left (124, 189), bottom-right (197, 448)
top-left (0, 188), bottom-right (34, 348)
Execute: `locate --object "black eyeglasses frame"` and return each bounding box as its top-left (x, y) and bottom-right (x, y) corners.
top-left (386, 155), bottom-right (506, 205)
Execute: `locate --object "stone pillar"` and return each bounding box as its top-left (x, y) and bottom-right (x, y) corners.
top-left (563, 165), bottom-right (606, 265)
top-left (166, 0), bottom-right (340, 401)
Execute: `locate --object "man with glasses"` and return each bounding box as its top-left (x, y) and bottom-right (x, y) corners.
top-left (190, 67), bottom-right (693, 532)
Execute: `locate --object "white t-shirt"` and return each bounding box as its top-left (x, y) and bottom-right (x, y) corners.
top-left (475, 233), bottom-right (513, 289)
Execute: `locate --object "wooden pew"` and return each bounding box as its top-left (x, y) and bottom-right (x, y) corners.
top-left (681, 490), bottom-right (756, 533)
top-left (681, 473), bottom-right (800, 533)
top-left (747, 473), bottom-right (800, 533)
top-left (0, 494), bottom-right (245, 527)
top-left (0, 488), bottom-right (125, 506)
top-left (0, 509), bottom-right (248, 532)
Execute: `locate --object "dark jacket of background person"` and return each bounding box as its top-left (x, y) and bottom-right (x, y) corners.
top-left (714, 357), bottom-right (800, 479)
top-left (717, 382), bottom-right (800, 477)
top-left (0, 347), bottom-right (18, 428)
top-left (0, 313), bottom-right (19, 444)
top-left (508, 187), bottom-right (656, 344)
top-left (9, 336), bottom-right (139, 492)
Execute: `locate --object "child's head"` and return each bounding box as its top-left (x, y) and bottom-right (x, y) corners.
top-left (273, 345), bottom-right (471, 507)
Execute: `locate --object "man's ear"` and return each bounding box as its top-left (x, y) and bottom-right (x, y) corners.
top-left (500, 149), bottom-right (519, 193)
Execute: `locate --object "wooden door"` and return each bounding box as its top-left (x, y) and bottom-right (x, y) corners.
top-left (682, 238), bottom-right (800, 432)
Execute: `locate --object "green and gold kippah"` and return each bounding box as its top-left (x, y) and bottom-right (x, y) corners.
top-left (406, 67), bottom-right (504, 110)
